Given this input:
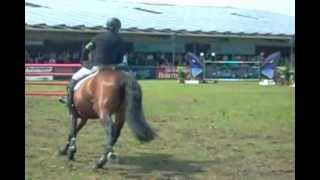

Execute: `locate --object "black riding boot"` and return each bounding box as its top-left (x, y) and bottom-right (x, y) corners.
top-left (67, 79), bottom-right (78, 110)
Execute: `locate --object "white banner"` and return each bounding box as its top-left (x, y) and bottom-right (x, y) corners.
top-left (25, 67), bottom-right (53, 73)
top-left (25, 41), bottom-right (44, 46)
top-left (25, 67), bottom-right (53, 81)
top-left (25, 76), bottom-right (54, 81)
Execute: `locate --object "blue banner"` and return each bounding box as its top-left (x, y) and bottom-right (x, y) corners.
top-left (184, 53), bottom-right (204, 77)
top-left (261, 52), bottom-right (281, 79)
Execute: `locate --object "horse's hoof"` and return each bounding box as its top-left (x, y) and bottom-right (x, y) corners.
top-left (67, 151), bottom-right (76, 161)
top-left (107, 152), bottom-right (119, 164)
top-left (67, 153), bottom-right (75, 161)
top-left (93, 163), bottom-right (103, 170)
top-left (95, 155), bottom-right (107, 169)
top-left (67, 145), bottom-right (76, 160)
top-left (67, 155), bottom-right (75, 161)
top-left (94, 161), bottom-right (105, 169)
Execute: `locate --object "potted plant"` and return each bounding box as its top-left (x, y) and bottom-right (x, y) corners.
top-left (276, 64), bottom-right (291, 85)
top-left (177, 66), bottom-right (186, 83)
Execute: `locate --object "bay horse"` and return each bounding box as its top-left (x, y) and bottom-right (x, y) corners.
top-left (58, 68), bottom-right (156, 169)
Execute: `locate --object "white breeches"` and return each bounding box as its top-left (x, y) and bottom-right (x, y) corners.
top-left (72, 66), bottom-right (98, 81)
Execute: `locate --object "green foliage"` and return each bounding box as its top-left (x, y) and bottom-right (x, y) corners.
top-left (177, 66), bottom-right (186, 83)
top-left (276, 63), bottom-right (292, 85)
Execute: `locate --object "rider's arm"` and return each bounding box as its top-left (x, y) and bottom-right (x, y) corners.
top-left (120, 41), bottom-right (129, 64)
top-left (80, 41), bottom-right (95, 62)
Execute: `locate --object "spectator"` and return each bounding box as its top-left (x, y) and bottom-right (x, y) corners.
top-left (63, 51), bottom-right (72, 63)
top-left (72, 52), bottom-right (80, 62)
top-left (235, 56), bottom-right (242, 61)
top-left (176, 54), bottom-right (183, 65)
top-left (48, 53), bottom-right (57, 63)
top-left (123, 53), bottom-right (128, 65)
top-left (258, 52), bottom-right (265, 62)
top-left (49, 57), bottom-right (56, 64)
top-left (34, 53), bottom-right (44, 63)
top-left (146, 54), bottom-right (156, 66)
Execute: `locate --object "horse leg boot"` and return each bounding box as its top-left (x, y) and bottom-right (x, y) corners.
top-left (95, 116), bottom-right (117, 168)
top-left (66, 114), bottom-right (78, 161)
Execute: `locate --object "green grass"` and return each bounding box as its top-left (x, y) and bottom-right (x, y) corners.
top-left (26, 80), bottom-right (295, 180)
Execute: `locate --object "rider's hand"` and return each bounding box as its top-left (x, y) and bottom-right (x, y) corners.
top-left (81, 60), bottom-right (89, 67)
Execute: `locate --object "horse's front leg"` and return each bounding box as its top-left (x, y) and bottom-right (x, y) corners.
top-left (59, 114), bottom-right (76, 156)
top-left (66, 114), bottom-right (78, 161)
top-left (59, 115), bottom-right (87, 161)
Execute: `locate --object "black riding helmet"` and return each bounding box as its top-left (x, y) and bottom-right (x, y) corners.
top-left (106, 17), bottom-right (121, 32)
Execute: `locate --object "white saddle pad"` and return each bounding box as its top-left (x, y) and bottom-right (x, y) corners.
top-left (74, 72), bottom-right (98, 91)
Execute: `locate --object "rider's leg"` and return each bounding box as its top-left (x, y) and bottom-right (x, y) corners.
top-left (66, 67), bottom-right (93, 108)
top-left (67, 79), bottom-right (77, 109)
top-left (69, 66), bottom-right (99, 105)
top-left (59, 66), bottom-right (98, 105)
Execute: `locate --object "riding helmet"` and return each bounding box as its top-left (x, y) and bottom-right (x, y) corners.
top-left (106, 17), bottom-right (121, 32)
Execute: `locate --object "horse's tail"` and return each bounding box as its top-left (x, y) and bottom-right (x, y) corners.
top-left (123, 76), bottom-right (156, 142)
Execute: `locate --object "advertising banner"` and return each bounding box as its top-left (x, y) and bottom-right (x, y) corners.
top-left (156, 65), bottom-right (190, 79)
top-left (25, 67), bottom-right (54, 80)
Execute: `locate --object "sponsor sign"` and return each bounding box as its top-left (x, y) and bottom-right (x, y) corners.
top-left (25, 67), bottom-right (53, 80)
top-left (156, 66), bottom-right (190, 79)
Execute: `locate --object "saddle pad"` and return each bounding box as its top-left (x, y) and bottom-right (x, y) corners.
top-left (74, 72), bottom-right (98, 91)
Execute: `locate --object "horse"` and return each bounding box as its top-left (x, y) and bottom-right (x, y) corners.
top-left (58, 68), bottom-right (156, 169)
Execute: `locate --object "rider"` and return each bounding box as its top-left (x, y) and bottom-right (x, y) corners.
top-left (59, 17), bottom-right (127, 110)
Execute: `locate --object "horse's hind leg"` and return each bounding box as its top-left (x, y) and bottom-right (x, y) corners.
top-left (112, 109), bottom-right (125, 146)
top-left (59, 117), bottom-right (88, 160)
top-left (95, 113), bottom-right (112, 168)
top-left (95, 110), bottom-right (125, 169)
top-left (93, 112), bottom-right (115, 168)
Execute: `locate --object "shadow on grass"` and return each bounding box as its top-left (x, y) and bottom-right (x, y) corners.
top-left (97, 152), bottom-right (218, 178)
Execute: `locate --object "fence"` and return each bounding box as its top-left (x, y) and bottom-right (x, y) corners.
top-left (203, 61), bottom-right (261, 80)
top-left (25, 64), bottom-right (81, 96)
top-left (25, 64), bottom-right (184, 96)
top-left (26, 62), bottom-right (262, 96)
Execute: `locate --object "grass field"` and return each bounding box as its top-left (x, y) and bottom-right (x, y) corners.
top-left (25, 80), bottom-right (295, 180)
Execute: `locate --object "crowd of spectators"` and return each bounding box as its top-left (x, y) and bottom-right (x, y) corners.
top-left (25, 49), bottom-right (80, 64)
top-left (25, 48), bottom-right (262, 66)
